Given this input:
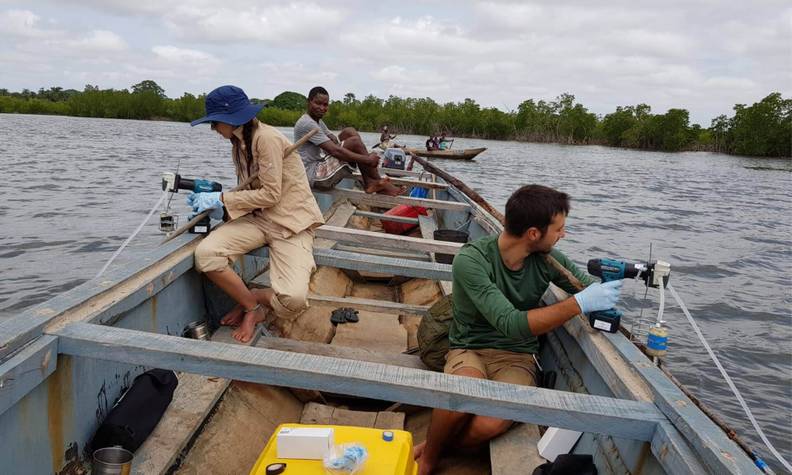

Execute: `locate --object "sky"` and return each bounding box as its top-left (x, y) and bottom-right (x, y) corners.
top-left (1, 0), bottom-right (790, 125)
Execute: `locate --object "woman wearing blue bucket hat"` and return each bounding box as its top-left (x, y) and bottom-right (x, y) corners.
top-left (189, 85), bottom-right (324, 343)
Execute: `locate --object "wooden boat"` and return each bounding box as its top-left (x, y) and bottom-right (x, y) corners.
top-left (0, 159), bottom-right (763, 474)
top-left (406, 147), bottom-right (487, 161)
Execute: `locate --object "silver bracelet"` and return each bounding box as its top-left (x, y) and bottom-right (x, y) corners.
top-left (245, 303), bottom-right (262, 313)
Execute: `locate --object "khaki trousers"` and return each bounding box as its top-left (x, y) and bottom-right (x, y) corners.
top-left (194, 214), bottom-right (316, 320)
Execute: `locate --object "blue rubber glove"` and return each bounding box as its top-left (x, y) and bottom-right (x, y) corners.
top-left (187, 192), bottom-right (224, 220)
top-left (574, 280), bottom-right (623, 314)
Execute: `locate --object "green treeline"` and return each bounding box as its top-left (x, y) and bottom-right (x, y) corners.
top-left (1, 81), bottom-right (789, 157)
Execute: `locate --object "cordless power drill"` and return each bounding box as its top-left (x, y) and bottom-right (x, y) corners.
top-left (161, 172), bottom-right (223, 234)
top-left (586, 258), bottom-right (671, 333)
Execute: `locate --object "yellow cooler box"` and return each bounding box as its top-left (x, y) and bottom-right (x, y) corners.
top-left (249, 423), bottom-right (418, 475)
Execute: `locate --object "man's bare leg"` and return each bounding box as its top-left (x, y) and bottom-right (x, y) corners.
top-left (414, 367), bottom-right (485, 475)
top-left (339, 128), bottom-right (402, 196)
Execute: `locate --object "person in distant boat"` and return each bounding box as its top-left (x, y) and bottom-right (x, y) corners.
top-left (380, 125), bottom-right (396, 144)
top-left (438, 133), bottom-right (452, 150)
top-left (188, 85), bottom-right (324, 343)
top-left (294, 86), bottom-right (401, 195)
top-left (414, 184), bottom-right (623, 475)
top-left (425, 135), bottom-right (439, 151)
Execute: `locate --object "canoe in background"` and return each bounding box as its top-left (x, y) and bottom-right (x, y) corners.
top-left (406, 147), bottom-right (487, 160)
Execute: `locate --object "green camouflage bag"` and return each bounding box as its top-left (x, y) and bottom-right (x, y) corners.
top-left (417, 294), bottom-right (454, 371)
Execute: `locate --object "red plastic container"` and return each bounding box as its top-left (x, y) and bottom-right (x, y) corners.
top-left (382, 205), bottom-right (428, 234)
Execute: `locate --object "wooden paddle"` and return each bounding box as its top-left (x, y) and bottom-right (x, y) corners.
top-left (161, 128), bottom-right (318, 244)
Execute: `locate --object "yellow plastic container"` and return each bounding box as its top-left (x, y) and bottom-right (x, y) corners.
top-left (249, 424), bottom-right (418, 475)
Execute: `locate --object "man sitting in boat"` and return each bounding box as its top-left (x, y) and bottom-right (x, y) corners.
top-left (414, 184), bottom-right (623, 475)
top-left (425, 135), bottom-right (439, 151)
top-left (379, 125), bottom-right (396, 148)
top-left (437, 133), bottom-right (452, 150)
top-left (188, 85), bottom-right (324, 343)
top-left (294, 86), bottom-right (401, 195)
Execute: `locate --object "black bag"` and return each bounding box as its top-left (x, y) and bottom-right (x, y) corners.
top-left (532, 454), bottom-right (598, 475)
top-left (91, 369), bottom-right (178, 452)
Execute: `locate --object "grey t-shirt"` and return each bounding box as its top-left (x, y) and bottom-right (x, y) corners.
top-left (294, 114), bottom-right (333, 183)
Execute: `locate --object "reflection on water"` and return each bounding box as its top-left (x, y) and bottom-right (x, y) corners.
top-left (1, 113), bottom-right (790, 470)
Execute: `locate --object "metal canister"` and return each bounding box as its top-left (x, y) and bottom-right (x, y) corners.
top-left (184, 320), bottom-right (210, 340)
top-left (93, 447), bottom-right (133, 475)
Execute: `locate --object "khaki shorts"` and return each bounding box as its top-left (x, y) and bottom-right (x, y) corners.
top-left (444, 348), bottom-right (538, 387)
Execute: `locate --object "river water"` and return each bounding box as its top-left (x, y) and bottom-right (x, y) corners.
top-left (1, 114), bottom-right (790, 470)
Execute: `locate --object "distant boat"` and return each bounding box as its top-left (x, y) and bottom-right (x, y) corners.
top-left (406, 147), bottom-right (487, 160)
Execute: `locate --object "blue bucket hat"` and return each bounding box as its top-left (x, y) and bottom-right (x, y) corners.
top-left (190, 85), bottom-right (263, 127)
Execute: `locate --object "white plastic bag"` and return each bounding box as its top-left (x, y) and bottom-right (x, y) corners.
top-left (323, 443), bottom-right (368, 474)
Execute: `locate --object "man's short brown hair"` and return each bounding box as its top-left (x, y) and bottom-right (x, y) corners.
top-left (504, 184), bottom-right (570, 236)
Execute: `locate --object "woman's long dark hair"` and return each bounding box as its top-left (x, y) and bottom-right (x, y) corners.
top-left (242, 119), bottom-right (257, 165)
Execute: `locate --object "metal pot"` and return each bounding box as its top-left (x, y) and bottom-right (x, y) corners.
top-left (93, 447), bottom-right (133, 475)
top-left (184, 320), bottom-right (210, 340)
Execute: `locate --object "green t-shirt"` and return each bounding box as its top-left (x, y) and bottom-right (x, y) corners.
top-left (448, 235), bottom-right (595, 353)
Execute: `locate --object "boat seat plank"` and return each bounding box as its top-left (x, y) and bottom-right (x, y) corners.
top-left (132, 326), bottom-right (261, 475)
top-left (314, 201), bottom-right (357, 250)
top-left (353, 210), bottom-right (419, 225)
top-left (308, 294), bottom-right (430, 316)
top-left (335, 244), bottom-right (431, 261)
top-left (373, 168), bottom-right (427, 178)
top-left (52, 322), bottom-right (667, 441)
top-left (490, 423), bottom-right (546, 475)
top-left (316, 225), bottom-right (463, 255)
top-left (319, 188), bottom-right (469, 212)
top-left (256, 336), bottom-right (427, 370)
top-left (248, 247), bottom-right (453, 281)
top-left (352, 173), bottom-right (448, 189)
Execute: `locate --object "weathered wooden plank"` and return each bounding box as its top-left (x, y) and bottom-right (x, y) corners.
top-left (250, 247), bottom-right (453, 281)
top-left (372, 168), bottom-right (425, 178)
top-left (307, 294), bottom-right (430, 316)
top-left (315, 248), bottom-right (453, 281)
top-left (52, 322), bottom-right (666, 441)
top-left (544, 286), bottom-right (758, 474)
top-left (0, 234), bottom-right (199, 360)
top-left (0, 335), bottom-right (57, 417)
top-left (334, 244), bottom-right (431, 261)
top-left (314, 201), bottom-right (357, 250)
top-left (256, 336), bottom-right (427, 369)
top-left (353, 174), bottom-right (447, 189)
top-left (418, 214), bottom-right (453, 296)
top-left (353, 210), bottom-right (419, 225)
top-left (651, 422), bottom-right (710, 475)
top-left (490, 423), bottom-right (546, 475)
top-left (316, 225), bottom-right (463, 255)
top-left (320, 188), bottom-right (470, 212)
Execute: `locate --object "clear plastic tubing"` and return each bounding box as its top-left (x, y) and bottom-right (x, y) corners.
top-left (668, 284), bottom-right (790, 473)
top-left (95, 191), bottom-right (167, 279)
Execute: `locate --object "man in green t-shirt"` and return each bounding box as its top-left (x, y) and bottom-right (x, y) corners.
top-left (414, 184), bottom-right (623, 475)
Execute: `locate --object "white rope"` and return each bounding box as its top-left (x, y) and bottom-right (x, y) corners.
top-left (668, 284), bottom-right (790, 473)
top-left (95, 191), bottom-right (167, 279)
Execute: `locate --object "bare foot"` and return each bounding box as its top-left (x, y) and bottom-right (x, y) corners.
top-left (364, 176), bottom-right (392, 194)
top-left (232, 307), bottom-right (267, 343)
top-left (220, 305), bottom-right (244, 326)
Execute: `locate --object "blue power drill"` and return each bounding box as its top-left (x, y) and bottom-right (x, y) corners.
top-left (161, 172), bottom-right (222, 193)
top-left (586, 258), bottom-right (646, 333)
top-left (160, 172), bottom-right (223, 234)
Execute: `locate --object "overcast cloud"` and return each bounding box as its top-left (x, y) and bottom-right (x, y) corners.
top-left (1, 0), bottom-right (789, 124)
